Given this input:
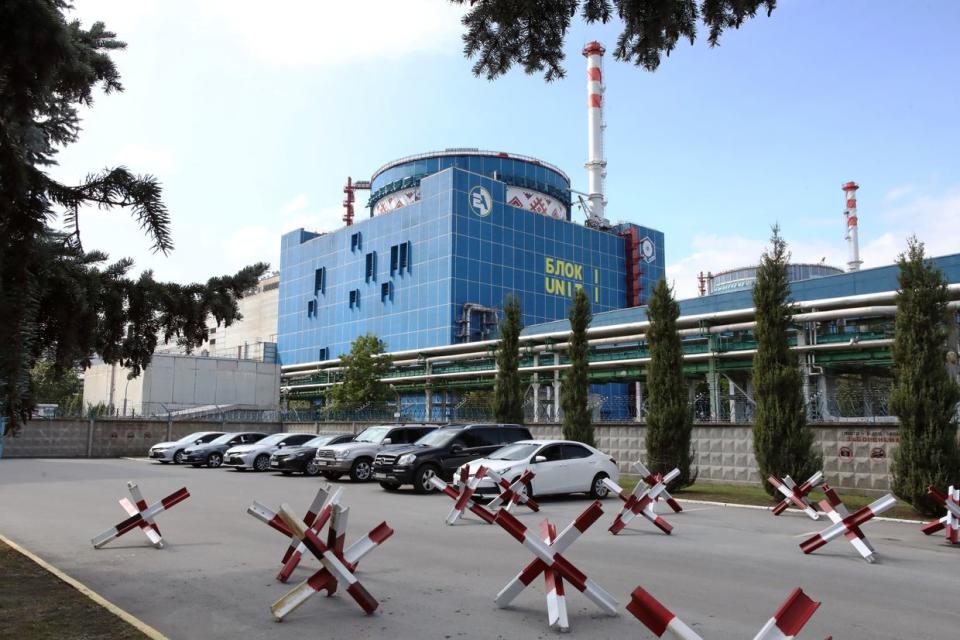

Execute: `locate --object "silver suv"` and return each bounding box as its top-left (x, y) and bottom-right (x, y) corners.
top-left (314, 424), bottom-right (436, 482)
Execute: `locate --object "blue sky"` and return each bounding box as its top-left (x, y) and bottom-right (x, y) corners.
top-left (56, 1), bottom-right (960, 298)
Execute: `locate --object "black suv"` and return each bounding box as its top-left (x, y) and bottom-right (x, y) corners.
top-left (372, 423), bottom-right (531, 493)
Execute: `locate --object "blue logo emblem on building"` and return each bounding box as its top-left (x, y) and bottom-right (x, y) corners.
top-left (469, 186), bottom-right (492, 218)
top-left (639, 236), bottom-right (656, 263)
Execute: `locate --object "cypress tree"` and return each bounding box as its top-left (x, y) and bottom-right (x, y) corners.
top-left (562, 287), bottom-right (594, 446)
top-left (492, 295), bottom-right (524, 424)
top-left (890, 238), bottom-right (960, 515)
top-left (751, 227), bottom-right (820, 494)
top-left (645, 278), bottom-right (695, 487)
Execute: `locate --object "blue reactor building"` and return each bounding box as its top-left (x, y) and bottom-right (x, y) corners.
top-left (278, 150), bottom-right (665, 369)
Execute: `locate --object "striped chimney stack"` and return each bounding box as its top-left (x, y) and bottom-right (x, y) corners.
top-left (583, 41), bottom-right (609, 227)
top-left (843, 181), bottom-right (862, 272)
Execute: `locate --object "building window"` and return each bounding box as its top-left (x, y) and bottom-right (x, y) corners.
top-left (349, 289), bottom-right (360, 309)
top-left (365, 252), bottom-right (376, 282)
top-left (350, 232), bottom-right (362, 252)
top-left (307, 299), bottom-right (317, 317)
top-left (314, 267), bottom-right (326, 295)
top-left (381, 281), bottom-right (392, 302)
top-left (390, 241), bottom-right (412, 276)
top-left (318, 347), bottom-right (329, 361)
top-left (398, 241), bottom-right (409, 274)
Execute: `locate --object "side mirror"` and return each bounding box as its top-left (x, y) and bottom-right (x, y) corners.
top-left (451, 444), bottom-right (464, 453)
top-left (382, 438), bottom-right (392, 445)
top-left (533, 455), bottom-right (547, 464)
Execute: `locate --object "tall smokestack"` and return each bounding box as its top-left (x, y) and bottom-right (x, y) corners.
top-left (582, 41), bottom-right (609, 228)
top-left (843, 181), bottom-right (862, 272)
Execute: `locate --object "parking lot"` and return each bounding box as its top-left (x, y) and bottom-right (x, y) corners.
top-left (0, 458), bottom-right (956, 639)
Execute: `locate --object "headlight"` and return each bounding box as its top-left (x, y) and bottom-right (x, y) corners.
top-left (397, 454), bottom-right (417, 466)
top-left (295, 452), bottom-right (311, 459)
top-left (152, 446), bottom-right (168, 452)
top-left (334, 451), bottom-right (351, 459)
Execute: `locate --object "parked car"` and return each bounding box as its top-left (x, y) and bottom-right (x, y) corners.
top-left (372, 423), bottom-right (532, 493)
top-left (223, 433), bottom-right (318, 472)
top-left (182, 432), bottom-right (267, 468)
top-left (460, 440), bottom-right (619, 499)
top-left (270, 433), bottom-right (355, 476)
top-left (148, 431), bottom-right (224, 464)
top-left (313, 424), bottom-right (437, 482)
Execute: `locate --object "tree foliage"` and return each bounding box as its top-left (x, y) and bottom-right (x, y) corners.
top-left (492, 295), bottom-right (525, 424)
top-left (890, 238), bottom-right (960, 515)
top-left (0, 1), bottom-right (267, 434)
top-left (452, 0), bottom-right (776, 80)
top-left (751, 227), bottom-right (820, 494)
top-left (562, 287), bottom-right (594, 446)
top-left (645, 278), bottom-right (695, 487)
top-left (328, 335), bottom-right (394, 411)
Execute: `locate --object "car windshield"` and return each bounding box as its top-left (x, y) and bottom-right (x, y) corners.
top-left (306, 435), bottom-right (342, 447)
top-left (256, 434), bottom-right (287, 447)
top-left (209, 433), bottom-right (238, 445)
top-left (178, 432), bottom-right (205, 444)
top-left (355, 426), bottom-right (391, 443)
top-left (487, 443), bottom-right (539, 461)
top-left (414, 429), bottom-right (461, 447)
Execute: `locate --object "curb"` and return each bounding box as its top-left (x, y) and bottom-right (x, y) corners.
top-left (675, 497), bottom-right (924, 524)
top-left (0, 533), bottom-right (170, 640)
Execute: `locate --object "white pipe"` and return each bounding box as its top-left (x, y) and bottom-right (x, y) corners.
top-left (582, 41), bottom-right (607, 225)
top-left (281, 285), bottom-right (960, 374)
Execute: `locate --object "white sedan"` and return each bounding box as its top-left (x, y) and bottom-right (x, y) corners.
top-left (460, 439), bottom-right (619, 499)
top-left (223, 433), bottom-right (317, 471)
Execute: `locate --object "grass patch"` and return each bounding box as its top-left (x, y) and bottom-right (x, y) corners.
top-left (619, 478), bottom-right (922, 521)
top-left (0, 539), bottom-right (149, 639)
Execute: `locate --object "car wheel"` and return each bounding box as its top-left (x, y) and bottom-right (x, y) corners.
top-left (207, 452), bottom-right (223, 468)
top-left (521, 477), bottom-right (535, 500)
top-left (589, 472), bottom-right (610, 499)
top-left (253, 455), bottom-right (270, 472)
top-left (413, 465), bottom-right (440, 494)
top-left (349, 458), bottom-right (374, 482)
top-left (320, 471), bottom-right (343, 480)
top-left (173, 450), bottom-right (185, 465)
top-left (379, 481), bottom-right (400, 491)
top-left (304, 461), bottom-right (321, 477)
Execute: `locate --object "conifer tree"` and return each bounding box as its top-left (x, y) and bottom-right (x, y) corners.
top-left (562, 287), bottom-right (594, 446)
top-left (0, 1), bottom-right (266, 432)
top-left (890, 238), bottom-right (960, 515)
top-left (492, 295), bottom-right (525, 424)
top-left (645, 278), bottom-right (695, 487)
top-left (751, 227), bottom-right (820, 494)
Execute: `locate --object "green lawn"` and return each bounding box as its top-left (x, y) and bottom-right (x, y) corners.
top-left (618, 478), bottom-right (923, 521)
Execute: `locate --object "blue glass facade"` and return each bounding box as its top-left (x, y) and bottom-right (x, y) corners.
top-left (278, 153), bottom-right (665, 366)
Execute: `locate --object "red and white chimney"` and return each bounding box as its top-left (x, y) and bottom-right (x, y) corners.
top-left (582, 41), bottom-right (609, 227)
top-left (843, 181), bottom-right (862, 272)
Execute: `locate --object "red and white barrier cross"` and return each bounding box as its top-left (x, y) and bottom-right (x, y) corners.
top-left (247, 484), bottom-right (343, 582)
top-left (260, 500), bottom-right (393, 620)
top-left (921, 484), bottom-right (960, 545)
top-left (603, 467), bottom-right (680, 535)
top-left (627, 585), bottom-right (825, 640)
top-left (768, 471), bottom-right (823, 520)
top-left (91, 481), bottom-right (190, 549)
top-left (483, 468), bottom-right (540, 513)
top-left (429, 466), bottom-right (496, 525)
top-left (633, 461), bottom-right (683, 513)
top-left (800, 484), bottom-right (895, 562)
top-left (493, 501), bottom-right (618, 632)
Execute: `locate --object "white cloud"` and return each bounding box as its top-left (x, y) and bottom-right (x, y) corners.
top-left (666, 186), bottom-right (960, 300)
top-left (112, 144), bottom-right (176, 176)
top-left (208, 0), bottom-right (464, 66)
top-left (883, 184), bottom-right (914, 202)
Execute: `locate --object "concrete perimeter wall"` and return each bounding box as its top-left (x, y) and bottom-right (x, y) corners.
top-left (1, 419), bottom-right (900, 494)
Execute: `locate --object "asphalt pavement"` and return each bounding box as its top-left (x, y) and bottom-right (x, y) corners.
top-left (0, 458), bottom-right (956, 639)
